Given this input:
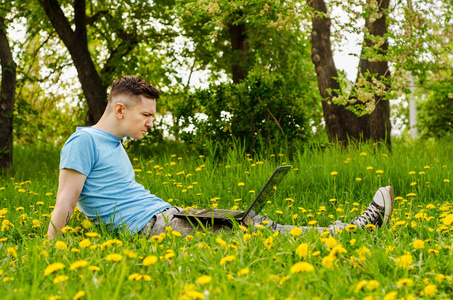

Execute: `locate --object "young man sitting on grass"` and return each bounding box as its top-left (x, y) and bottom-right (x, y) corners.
top-left (47, 76), bottom-right (395, 239)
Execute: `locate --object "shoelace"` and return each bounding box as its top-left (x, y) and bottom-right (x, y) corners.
top-left (353, 203), bottom-right (381, 227)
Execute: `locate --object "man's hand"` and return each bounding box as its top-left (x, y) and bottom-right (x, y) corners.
top-left (47, 169), bottom-right (87, 238)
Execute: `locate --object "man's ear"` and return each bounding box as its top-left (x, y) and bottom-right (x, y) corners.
top-left (114, 103), bottom-right (126, 119)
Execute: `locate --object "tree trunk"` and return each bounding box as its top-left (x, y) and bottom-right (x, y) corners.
top-left (229, 12), bottom-right (249, 83)
top-left (308, 0), bottom-right (391, 147)
top-left (356, 0), bottom-right (391, 146)
top-left (308, 0), bottom-right (361, 144)
top-left (39, 0), bottom-right (107, 125)
top-left (0, 17), bottom-right (16, 172)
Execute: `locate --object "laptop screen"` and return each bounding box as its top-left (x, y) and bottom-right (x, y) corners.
top-left (241, 165), bottom-right (291, 220)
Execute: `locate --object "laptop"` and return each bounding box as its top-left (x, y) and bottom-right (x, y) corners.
top-left (173, 165), bottom-right (291, 226)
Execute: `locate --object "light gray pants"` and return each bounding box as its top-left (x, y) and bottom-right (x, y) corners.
top-left (139, 206), bottom-right (349, 237)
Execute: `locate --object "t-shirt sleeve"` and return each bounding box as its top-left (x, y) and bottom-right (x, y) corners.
top-left (59, 131), bottom-right (96, 176)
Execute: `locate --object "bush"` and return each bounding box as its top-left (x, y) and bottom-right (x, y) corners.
top-left (418, 76), bottom-right (453, 138)
top-left (173, 70), bottom-right (311, 154)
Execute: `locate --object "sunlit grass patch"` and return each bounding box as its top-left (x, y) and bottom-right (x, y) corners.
top-left (1, 138), bottom-right (453, 298)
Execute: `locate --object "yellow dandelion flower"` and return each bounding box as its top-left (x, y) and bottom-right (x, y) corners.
top-left (428, 249), bottom-right (439, 255)
top-left (238, 225), bottom-right (248, 232)
top-left (406, 193), bottom-right (416, 197)
top-left (7, 247), bottom-right (17, 258)
top-left (216, 237), bottom-right (227, 246)
top-left (308, 220), bottom-right (318, 226)
top-left (383, 291), bottom-right (398, 300)
top-left (331, 171), bottom-right (338, 176)
top-left (73, 291), bottom-right (86, 300)
top-left (290, 227), bottom-right (302, 236)
top-left (264, 236), bottom-right (274, 250)
top-left (196, 275), bottom-right (212, 285)
top-left (80, 220), bottom-right (92, 229)
top-left (396, 252), bottom-right (413, 269)
top-left (354, 280), bottom-right (368, 293)
top-left (88, 266), bottom-right (100, 271)
top-left (322, 255), bottom-right (335, 270)
top-left (295, 243), bottom-right (309, 257)
top-left (55, 241), bottom-right (67, 250)
top-left (444, 179), bottom-right (450, 183)
top-left (356, 246), bottom-right (371, 261)
top-left (105, 254), bottom-right (123, 262)
top-left (44, 262), bottom-right (65, 276)
top-left (356, 178), bottom-right (362, 182)
top-left (290, 261), bottom-right (314, 273)
top-left (32, 220), bottom-right (40, 228)
top-left (443, 214), bottom-right (453, 225)
top-left (360, 152), bottom-right (367, 156)
top-left (321, 236), bottom-right (338, 249)
top-left (376, 170), bottom-right (384, 174)
top-left (275, 210), bottom-right (283, 215)
top-left (412, 239), bottom-right (424, 249)
top-left (143, 255), bottom-right (158, 266)
top-left (69, 260), bottom-right (89, 270)
top-left (53, 275), bottom-right (69, 284)
top-left (238, 268), bottom-right (249, 276)
top-left (164, 250), bottom-right (175, 259)
top-left (366, 280), bottom-right (380, 291)
top-left (143, 275), bottom-right (151, 281)
top-left (366, 166), bottom-right (373, 170)
top-left (243, 233), bottom-right (251, 243)
top-left (220, 255), bottom-right (235, 266)
top-left (185, 290), bottom-right (205, 299)
top-left (85, 232), bottom-right (100, 238)
top-left (79, 239), bottom-right (91, 249)
top-left (396, 278), bottom-right (414, 287)
top-left (424, 284), bottom-right (437, 296)
top-left (329, 245), bottom-right (347, 257)
top-left (172, 231), bottom-right (182, 237)
top-left (238, 182), bottom-right (245, 187)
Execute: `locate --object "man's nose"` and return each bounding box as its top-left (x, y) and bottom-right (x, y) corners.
top-left (146, 118), bottom-right (153, 128)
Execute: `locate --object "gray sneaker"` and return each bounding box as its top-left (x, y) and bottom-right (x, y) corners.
top-left (352, 186), bottom-right (395, 227)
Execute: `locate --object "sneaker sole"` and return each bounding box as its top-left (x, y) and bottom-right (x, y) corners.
top-left (379, 186), bottom-right (394, 224)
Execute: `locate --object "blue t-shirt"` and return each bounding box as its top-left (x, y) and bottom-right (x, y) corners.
top-left (59, 127), bottom-right (170, 233)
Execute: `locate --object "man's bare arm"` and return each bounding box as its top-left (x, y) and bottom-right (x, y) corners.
top-left (47, 169), bottom-right (87, 239)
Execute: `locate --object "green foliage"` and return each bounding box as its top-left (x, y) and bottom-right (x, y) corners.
top-left (174, 70), bottom-right (311, 154)
top-left (418, 75), bottom-right (453, 138)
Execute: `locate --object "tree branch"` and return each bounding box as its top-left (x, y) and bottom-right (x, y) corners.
top-left (86, 10), bottom-right (108, 26)
top-left (74, 0), bottom-right (87, 46)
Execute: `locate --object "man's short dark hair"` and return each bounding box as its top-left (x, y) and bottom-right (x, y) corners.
top-left (108, 76), bottom-right (159, 107)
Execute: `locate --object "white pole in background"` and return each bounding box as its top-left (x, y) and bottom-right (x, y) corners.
top-left (409, 99), bottom-right (417, 139)
top-left (409, 76), bottom-right (418, 139)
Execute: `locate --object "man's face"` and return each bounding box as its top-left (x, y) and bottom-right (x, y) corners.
top-left (121, 96), bottom-right (156, 139)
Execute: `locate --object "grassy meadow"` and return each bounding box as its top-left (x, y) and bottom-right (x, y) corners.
top-left (1, 138), bottom-right (453, 299)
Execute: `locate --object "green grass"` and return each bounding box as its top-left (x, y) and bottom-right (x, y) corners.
top-left (1, 137), bottom-right (453, 299)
